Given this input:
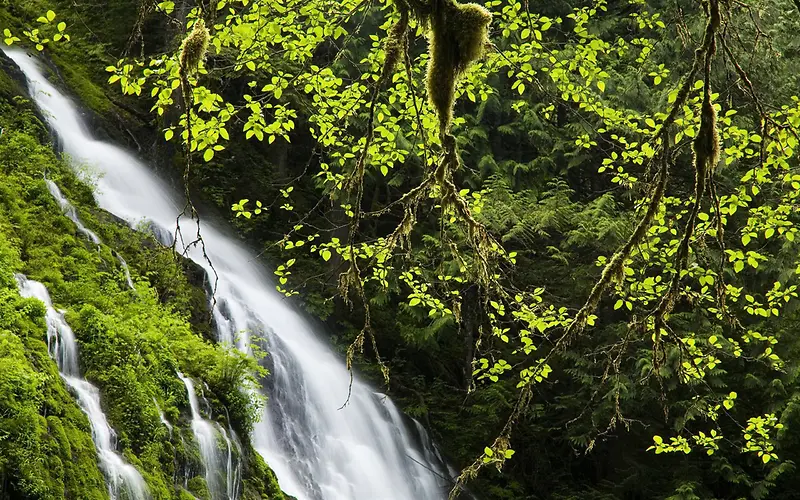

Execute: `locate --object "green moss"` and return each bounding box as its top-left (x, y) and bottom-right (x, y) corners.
top-left (240, 446), bottom-right (288, 500)
top-left (187, 476), bottom-right (211, 500)
top-left (49, 51), bottom-right (113, 115)
top-left (0, 235), bottom-right (107, 499)
top-left (425, 0), bottom-right (492, 131)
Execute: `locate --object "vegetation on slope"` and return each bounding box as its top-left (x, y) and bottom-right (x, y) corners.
top-left (0, 48), bottom-right (284, 499)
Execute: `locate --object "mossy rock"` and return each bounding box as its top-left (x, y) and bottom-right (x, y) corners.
top-left (187, 476), bottom-right (211, 500)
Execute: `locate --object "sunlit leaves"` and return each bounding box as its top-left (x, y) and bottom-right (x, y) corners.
top-left (99, 0), bottom-right (800, 479)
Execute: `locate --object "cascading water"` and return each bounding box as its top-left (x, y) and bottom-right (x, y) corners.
top-left (44, 176), bottom-right (135, 292)
top-left (15, 274), bottom-right (150, 500)
top-left (177, 371), bottom-right (240, 500)
top-left (45, 177), bottom-right (101, 245)
top-left (116, 252), bottom-right (136, 290)
top-left (154, 398), bottom-right (173, 437)
top-left (6, 48), bottom-right (454, 499)
top-left (226, 428), bottom-right (243, 500)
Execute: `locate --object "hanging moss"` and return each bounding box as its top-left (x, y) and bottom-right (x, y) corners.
top-left (179, 19), bottom-right (209, 77)
top-left (424, 0), bottom-right (492, 133)
top-left (382, 2), bottom-right (410, 80)
top-left (693, 86), bottom-right (720, 176)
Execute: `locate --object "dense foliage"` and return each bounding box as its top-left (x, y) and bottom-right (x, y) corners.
top-left (10, 0), bottom-right (800, 499)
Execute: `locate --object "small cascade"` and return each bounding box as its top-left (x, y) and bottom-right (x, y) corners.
top-left (413, 420), bottom-right (458, 480)
top-left (153, 398), bottom-right (173, 438)
top-left (15, 274), bottom-right (150, 500)
top-left (44, 178), bottom-right (101, 245)
top-left (223, 407), bottom-right (243, 500)
top-left (177, 372), bottom-right (239, 500)
top-left (115, 252), bottom-right (136, 290)
top-left (217, 424), bottom-right (241, 500)
top-left (143, 220), bottom-right (175, 247)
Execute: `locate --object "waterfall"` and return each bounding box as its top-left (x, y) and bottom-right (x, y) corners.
top-left (15, 274), bottom-right (150, 500)
top-left (45, 177), bottom-right (100, 245)
top-left (116, 252), bottom-right (136, 290)
top-left (226, 428), bottom-right (243, 500)
top-left (6, 48), bottom-right (453, 500)
top-left (153, 398), bottom-right (173, 437)
top-left (177, 372), bottom-right (240, 500)
top-left (45, 174), bottom-right (134, 292)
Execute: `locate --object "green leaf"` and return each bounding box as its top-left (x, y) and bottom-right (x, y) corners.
top-left (409, 298), bottom-right (421, 307)
top-left (203, 148), bottom-right (214, 162)
top-left (164, 129), bottom-right (174, 141)
top-left (57, 22), bottom-right (66, 32)
top-left (321, 249), bottom-right (331, 261)
top-left (47, 10), bottom-right (56, 22)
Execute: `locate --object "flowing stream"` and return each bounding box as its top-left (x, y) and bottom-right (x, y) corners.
top-left (6, 48), bottom-right (453, 500)
top-left (116, 252), bottom-right (136, 290)
top-left (153, 398), bottom-right (173, 437)
top-left (15, 275), bottom-right (150, 500)
top-left (177, 371), bottom-right (241, 500)
top-left (45, 177), bottom-right (101, 245)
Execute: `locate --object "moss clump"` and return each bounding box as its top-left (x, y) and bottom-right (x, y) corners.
top-left (693, 87), bottom-right (720, 175)
top-left (49, 52), bottom-right (114, 115)
top-left (382, 3), bottom-right (410, 80)
top-left (179, 19), bottom-right (209, 77)
top-left (425, 0), bottom-right (492, 132)
top-left (187, 476), bottom-right (211, 500)
top-left (240, 445), bottom-right (288, 499)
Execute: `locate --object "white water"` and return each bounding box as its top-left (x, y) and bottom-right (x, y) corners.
top-left (45, 178), bottom-right (101, 245)
top-left (178, 372), bottom-right (240, 499)
top-left (15, 274), bottom-right (150, 500)
top-left (116, 252), bottom-right (135, 290)
top-left (153, 398), bottom-right (173, 437)
top-left (44, 177), bottom-right (135, 292)
top-left (225, 428), bottom-right (243, 500)
top-left (7, 48), bottom-right (453, 500)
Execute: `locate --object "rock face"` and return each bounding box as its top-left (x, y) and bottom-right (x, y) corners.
top-left (0, 48), bottom-right (28, 90)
